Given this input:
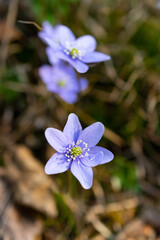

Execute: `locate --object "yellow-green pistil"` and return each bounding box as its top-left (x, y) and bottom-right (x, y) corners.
top-left (58, 80), bottom-right (66, 87)
top-left (70, 48), bottom-right (79, 58)
top-left (71, 146), bottom-right (82, 157)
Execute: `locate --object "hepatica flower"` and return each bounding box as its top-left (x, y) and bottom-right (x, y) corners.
top-left (39, 21), bottom-right (60, 64)
top-left (39, 22), bottom-right (111, 73)
top-left (45, 113), bottom-right (114, 189)
top-left (39, 63), bottom-right (88, 104)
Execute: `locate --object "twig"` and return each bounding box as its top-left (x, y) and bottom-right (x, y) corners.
top-left (18, 20), bottom-right (42, 31)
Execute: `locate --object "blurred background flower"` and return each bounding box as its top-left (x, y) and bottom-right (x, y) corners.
top-left (39, 62), bottom-right (88, 103)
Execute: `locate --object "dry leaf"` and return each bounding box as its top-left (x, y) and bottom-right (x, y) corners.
top-left (0, 176), bottom-right (42, 240)
top-left (116, 219), bottom-right (156, 240)
top-left (4, 144), bottom-right (57, 217)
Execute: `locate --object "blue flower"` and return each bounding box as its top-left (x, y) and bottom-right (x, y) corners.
top-left (38, 21), bottom-right (61, 64)
top-left (39, 22), bottom-right (111, 73)
top-left (39, 62), bottom-right (88, 104)
top-left (45, 113), bottom-right (114, 189)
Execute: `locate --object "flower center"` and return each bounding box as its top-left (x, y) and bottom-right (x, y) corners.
top-left (64, 41), bottom-right (84, 60)
top-left (58, 80), bottom-right (66, 87)
top-left (71, 146), bottom-right (82, 157)
top-left (70, 48), bottom-right (79, 58)
top-left (65, 140), bottom-right (90, 163)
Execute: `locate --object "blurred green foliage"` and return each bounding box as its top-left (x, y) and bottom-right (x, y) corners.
top-left (0, 67), bottom-right (21, 101)
top-left (111, 156), bottom-right (140, 192)
top-left (130, 19), bottom-right (160, 71)
top-left (29, 0), bottom-right (80, 24)
top-left (54, 193), bottom-right (76, 236)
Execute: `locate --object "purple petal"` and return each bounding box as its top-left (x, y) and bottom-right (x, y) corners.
top-left (64, 81), bottom-right (79, 93)
top-left (45, 153), bottom-right (71, 174)
top-left (41, 21), bottom-right (54, 35)
top-left (59, 91), bottom-right (78, 104)
top-left (93, 146), bottom-right (114, 163)
top-left (78, 122), bottom-right (104, 147)
top-left (57, 65), bottom-right (79, 92)
top-left (39, 22), bottom-right (62, 51)
top-left (56, 51), bottom-right (89, 73)
top-left (79, 77), bottom-right (88, 92)
top-left (68, 59), bottom-right (89, 73)
top-left (46, 83), bottom-right (58, 93)
top-left (75, 35), bottom-right (97, 52)
top-left (38, 32), bottom-right (61, 51)
top-left (81, 51), bottom-right (111, 63)
top-left (81, 151), bottom-right (104, 167)
top-left (43, 37), bottom-right (62, 51)
top-left (71, 161), bottom-right (93, 189)
top-left (63, 113), bottom-right (82, 143)
top-left (45, 128), bottom-right (69, 152)
top-left (81, 146), bottom-right (113, 167)
top-left (39, 65), bottom-right (53, 85)
top-left (58, 25), bottom-right (76, 47)
top-left (38, 21), bottom-right (54, 42)
top-left (46, 47), bottom-right (60, 64)
top-left (63, 64), bottom-right (77, 79)
top-left (39, 64), bottom-right (58, 92)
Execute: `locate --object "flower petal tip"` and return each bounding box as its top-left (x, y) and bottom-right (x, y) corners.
top-left (98, 122), bottom-right (105, 134)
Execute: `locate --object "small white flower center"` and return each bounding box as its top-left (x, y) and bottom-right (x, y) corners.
top-left (64, 41), bottom-right (85, 60)
top-left (65, 140), bottom-right (90, 163)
